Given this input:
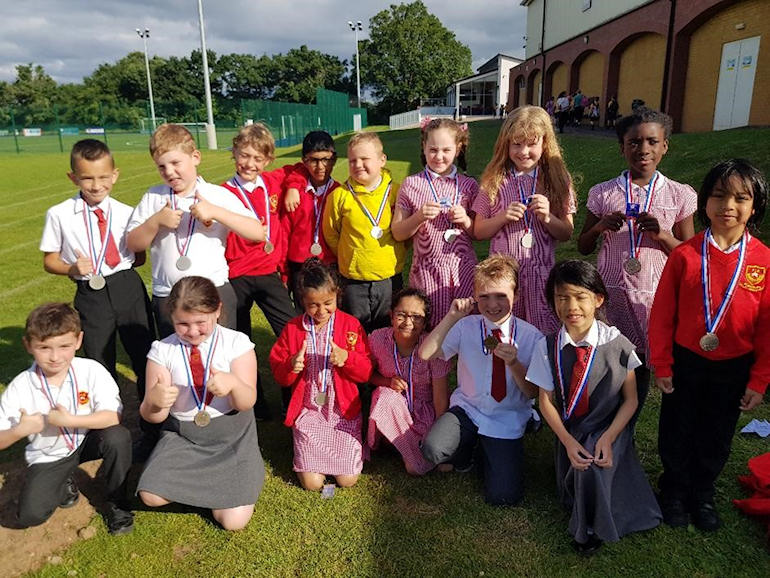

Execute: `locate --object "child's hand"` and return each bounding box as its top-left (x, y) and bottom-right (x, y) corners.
top-left (448, 204), bottom-right (471, 228)
top-left (329, 341), bottom-right (348, 367)
top-left (448, 297), bottom-right (475, 319)
top-left (565, 438), bottom-right (594, 471)
top-left (284, 188), bottom-right (301, 212)
top-left (636, 212), bottom-right (661, 239)
top-left (655, 376), bottom-right (674, 394)
top-left (594, 434), bottom-right (614, 468)
top-left (493, 343), bottom-right (518, 366)
top-left (503, 201), bottom-right (526, 222)
top-left (71, 250), bottom-right (93, 277)
top-left (190, 193), bottom-right (215, 226)
top-left (17, 409), bottom-right (45, 436)
top-left (149, 377), bottom-right (180, 409)
top-left (740, 388), bottom-right (763, 411)
top-left (290, 341), bottom-right (307, 374)
top-left (528, 193), bottom-right (551, 224)
top-left (389, 376), bottom-right (408, 393)
top-left (47, 404), bottom-right (74, 428)
top-left (419, 202), bottom-right (441, 221)
top-left (205, 367), bottom-right (235, 398)
top-left (158, 200), bottom-right (183, 229)
top-left (598, 211), bottom-right (625, 233)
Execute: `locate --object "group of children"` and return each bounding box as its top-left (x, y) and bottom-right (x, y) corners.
top-left (1, 104), bottom-right (767, 556)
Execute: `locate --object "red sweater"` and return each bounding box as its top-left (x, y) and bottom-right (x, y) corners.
top-left (649, 231), bottom-right (770, 393)
top-left (283, 162), bottom-right (339, 266)
top-left (269, 310), bottom-right (373, 426)
top-left (223, 166), bottom-right (292, 278)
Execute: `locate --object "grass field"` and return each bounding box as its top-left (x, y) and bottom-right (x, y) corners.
top-left (1, 121), bottom-right (770, 577)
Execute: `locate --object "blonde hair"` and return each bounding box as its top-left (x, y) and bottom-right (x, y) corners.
top-left (232, 123), bottom-right (275, 159)
top-left (347, 131), bottom-right (384, 154)
top-left (149, 123), bottom-right (197, 159)
top-left (474, 254), bottom-right (519, 293)
top-left (420, 118), bottom-right (470, 172)
top-left (480, 106), bottom-right (572, 215)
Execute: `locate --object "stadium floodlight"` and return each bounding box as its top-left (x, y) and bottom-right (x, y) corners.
top-left (136, 28), bottom-right (157, 132)
top-left (347, 20), bottom-right (363, 109)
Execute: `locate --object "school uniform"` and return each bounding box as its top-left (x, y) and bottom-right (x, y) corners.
top-left (136, 326), bottom-right (265, 509)
top-left (127, 177), bottom-right (257, 337)
top-left (367, 328), bottom-right (449, 475)
top-left (0, 358), bottom-right (131, 527)
top-left (396, 168), bottom-right (479, 327)
top-left (471, 173), bottom-right (576, 335)
top-left (649, 231), bottom-right (770, 504)
top-left (40, 195), bottom-right (154, 395)
top-left (322, 170), bottom-right (406, 332)
top-left (269, 311), bottom-right (372, 476)
top-left (421, 314), bottom-right (552, 505)
top-left (543, 321), bottom-right (661, 544)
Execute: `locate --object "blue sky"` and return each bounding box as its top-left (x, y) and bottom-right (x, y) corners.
top-left (0, 0), bottom-right (527, 84)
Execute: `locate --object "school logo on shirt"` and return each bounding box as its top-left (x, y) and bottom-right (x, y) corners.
top-left (269, 194), bottom-right (278, 213)
top-left (741, 265), bottom-right (766, 292)
top-left (78, 391), bottom-right (89, 405)
top-left (345, 331), bottom-right (358, 350)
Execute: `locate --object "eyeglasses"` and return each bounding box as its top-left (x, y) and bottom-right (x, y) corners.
top-left (303, 156), bottom-right (336, 167)
top-left (393, 312), bottom-right (426, 324)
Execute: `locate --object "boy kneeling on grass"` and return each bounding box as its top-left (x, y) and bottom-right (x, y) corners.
top-left (0, 303), bottom-right (133, 535)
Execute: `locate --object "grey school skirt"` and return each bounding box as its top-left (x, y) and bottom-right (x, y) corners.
top-left (137, 409), bottom-right (264, 510)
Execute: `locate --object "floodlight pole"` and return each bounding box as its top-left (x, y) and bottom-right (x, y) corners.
top-left (348, 20), bottom-right (363, 108)
top-left (136, 28), bottom-right (156, 132)
top-left (197, 0), bottom-right (217, 150)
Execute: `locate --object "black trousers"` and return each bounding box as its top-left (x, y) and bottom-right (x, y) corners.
top-left (422, 407), bottom-right (525, 506)
top-left (152, 281), bottom-right (238, 339)
top-left (74, 269), bottom-right (154, 398)
top-left (341, 273), bottom-right (403, 334)
top-left (229, 272), bottom-right (297, 339)
top-left (658, 344), bottom-right (752, 503)
top-left (17, 425), bottom-right (132, 527)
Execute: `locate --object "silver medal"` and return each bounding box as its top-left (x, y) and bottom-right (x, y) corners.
top-left (88, 274), bottom-right (106, 290)
top-left (520, 232), bottom-right (534, 249)
top-left (370, 226), bottom-right (383, 240)
top-left (176, 256), bottom-right (192, 271)
top-left (699, 332), bottom-right (719, 352)
top-left (310, 243), bottom-right (323, 256)
top-left (263, 241), bottom-right (275, 255)
top-left (443, 228), bottom-right (460, 243)
top-left (315, 392), bottom-right (328, 406)
top-left (193, 410), bottom-right (211, 427)
top-left (624, 257), bottom-right (642, 275)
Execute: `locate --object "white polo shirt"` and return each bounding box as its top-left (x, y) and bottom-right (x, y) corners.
top-left (127, 177), bottom-right (257, 297)
top-left (441, 314), bottom-right (553, 439)
top-left (0, 358), bottom-right (123, 465)
top-left (40, 195), bottom-right (135, 280)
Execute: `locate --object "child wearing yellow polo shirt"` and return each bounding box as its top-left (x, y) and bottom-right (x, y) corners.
top-left (322, 132), bottom-right (405, 332)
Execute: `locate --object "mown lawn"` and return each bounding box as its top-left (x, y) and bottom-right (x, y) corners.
top-left (1, 121), bottom-right (769, 577)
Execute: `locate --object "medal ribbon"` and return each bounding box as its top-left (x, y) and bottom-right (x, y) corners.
top-left (515, 167), bottom-right (538, 235)
top-left (231, 176), bottom-right (271, 245)
top-left (425, 168), bottom-right (461, 231)
top-left (624, 171), bottom-right (659, 260)
top-left (701, 228), bottom-right (747, 336)
top-left (392, 340), bottom-right (415, 414)
top-left (169, 188), bottom-right (197, 259)
top-left (346, 181), bottom-right (392, 231)
top-left (35, 365), bottom-right (79, 451)
top-left (180, 327), bottom-right (220, 411)
top-left (480, 316), bottom-right (517, 355)
top-left (312, 180), bottom-right (333, 246)
top-left (308, 313), bottom-right (335, 395)
top-left (554, 334), bottom-right (597, 421)
top-left (82, 200), bottom-right (112, 277)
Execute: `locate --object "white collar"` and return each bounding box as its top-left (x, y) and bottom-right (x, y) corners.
top-left (558, 320), bottom-right (599, 349)
top-left (427, 166), bottom-right (457, 180)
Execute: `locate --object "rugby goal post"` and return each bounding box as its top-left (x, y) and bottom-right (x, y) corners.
top-left (139, 117), bottom-right (167, 134)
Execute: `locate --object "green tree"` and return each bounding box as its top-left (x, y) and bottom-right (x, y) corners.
top-left (272, 46), bottom-right (348, 104)
top-left (358, 1), bottom-right (472, 115)
top-left (8, 64), bottom-right (59, 125)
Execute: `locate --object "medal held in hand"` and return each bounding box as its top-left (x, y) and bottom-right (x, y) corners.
top-left (515, 167), bottom-right (538, 249)
top-left (308, 313), bottom-right (336, 407)
top-left (480, 317), bottom-right (517, 355)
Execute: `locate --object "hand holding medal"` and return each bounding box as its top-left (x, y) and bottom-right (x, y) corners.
top-left (419, 201), bottom-right (441, 221)
top-left (492, 342), bottom-right (519, 366)
top-left (389, 376), bottom-right (408, 393)
top-left (598, 211), bottom-right (625, 233)
top-left (448, 204), bottom-right (471, 228)
top-left (635, 212), bottom-right (661, 239)
top-left (291, 341), bottom-right (307, 374)
top-left (528, 193), bottom-right (551, 224)
top-left (329, 341), bottom-right (348, 367)
top-left (503, 201), bottom-right (526, 223)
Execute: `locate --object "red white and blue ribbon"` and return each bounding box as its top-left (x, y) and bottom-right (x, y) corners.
top-left (347, 181), bottom-right (392, 231)
top-left (35, 364), bottom-right (79, 451)
top-left (231, 175), bottom-right (271, 246)
top-left (424, 168), bottom-right (460, 209)
top-left (81, 199), bottom-right (112, 276)
top-left (480, 316), bottom-right (518, 355)
top-left (169, 187), bottom-right (197, 259)
top-left (312, 180), bottom-right (334, 247)
top-left (515, 166), bottom-right (538, 235)
top-left (180, 327), bottom-right (221, 412)
top-left (392, 339), bottom-right (415, 414)
top-left (554, 333), bottom-right (597, 421)
top-left (624, 170), bottom-right (659, 261)
top-left (308, 313), bottom-right (335, 397)
top-left (701, 227), bottom-right (747, 337)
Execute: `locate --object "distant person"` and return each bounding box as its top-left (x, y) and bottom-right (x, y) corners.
top-left (545, 96), bottom-right (555, 121)
top-left (606, 96), bottom-right (619, 129)
top-left (556, 91), bottom-right (570, 133)
top-left (588, 97), bottom-right (600, 130)
top-left (572, 89), bottom-right (585, 126)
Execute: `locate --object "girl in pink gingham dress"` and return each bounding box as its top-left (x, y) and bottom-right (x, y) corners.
top-left (391, 118), bottom-right (479, 328)
top-left (269, 259), bottom-right (372, 491)
top-left (367, 288), bottom-right (449, 475)
top-left (473, 106), bottom-right (576, 336)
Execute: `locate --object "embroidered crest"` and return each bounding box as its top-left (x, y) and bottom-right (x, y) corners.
top-left (269, 194), bottom-right (279, 212)
top-left (345, 331), bottom-right (358, 350)
top-left (741, 265), bottom-right (766, 292)
top-left (78, 391), bottom-right (89, 405)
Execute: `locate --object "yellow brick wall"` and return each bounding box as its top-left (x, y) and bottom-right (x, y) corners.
top-left (577, 51), bottom-right (604, 101)
top-left (550, 63), bottom-right (568, 97)
top-left (617, 33), bottom-right (666, 116)
top-left (682, 0), bottom-right (769, 132)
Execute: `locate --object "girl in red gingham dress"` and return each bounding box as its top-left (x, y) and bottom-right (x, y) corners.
top-left (269, 259), bottom-right (372, 491)
top-left (367, 288), bottom-right (450, 475)
top-left (473, 106), bottom-right (576, 336)
top-left (391, 118), bottom-right (479, 328)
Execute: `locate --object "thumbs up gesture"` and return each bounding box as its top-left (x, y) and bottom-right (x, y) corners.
top-left (190, 192), bottom-right (215, 226)
top-left (158, 199), bottom-right (183, 229)
top-left (148, 376), bottom-right (179, 409)
top-left (205, 366), bottom-right (233, 397)
top-left (329, 341), bottom-right (348, 367)
top-left (47, 404), bottom-right (74, 428)
top-left (291, 341), bottom-right (307, 374)
top-left (17, 409), bottom-right (45, 436)
top-left (72, 249), bottom-right (93, 276)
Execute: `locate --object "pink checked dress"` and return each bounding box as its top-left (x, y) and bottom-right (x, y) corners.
top-left (367, 328), bottom-right (448, 475)
top-left (397, 169), bottom-right (479, 327)
top-left (586, 172), bottom-right (696, 356)
top-left (292, 316), bottom-right (364, 476)
top-left (472, 171), bottom-right (576, 335)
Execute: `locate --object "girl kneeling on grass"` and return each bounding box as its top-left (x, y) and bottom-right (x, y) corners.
top-left (137, 276), bottom-right (264, 531)
top-left (270, 258), bottom-right (372, 491)
top-left (538, 260), bottom-right (661, 555)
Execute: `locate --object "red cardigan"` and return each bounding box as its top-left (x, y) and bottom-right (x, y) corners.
top-left (269, 310), bottom-right (373, 426)
top-left (648, 231), bottom-right (770, 393)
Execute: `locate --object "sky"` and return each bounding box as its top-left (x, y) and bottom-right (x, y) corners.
top-left (0, 0), bottom-right (527, 85)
